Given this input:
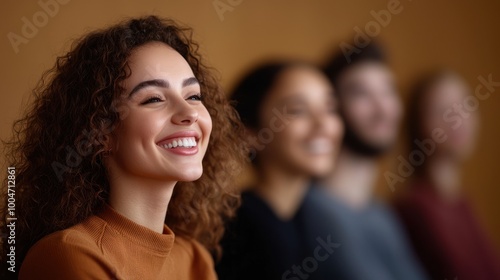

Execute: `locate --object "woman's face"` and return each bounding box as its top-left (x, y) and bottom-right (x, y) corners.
top-left (420, 76), bottom-right (479, 160)
top-left (256, 66), bottom-right (343, 177)
top-left (107, 42), bottom-right (212, 182)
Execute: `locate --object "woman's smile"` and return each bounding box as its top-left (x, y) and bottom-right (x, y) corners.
top-left (156, 130), bottom-right (201, 155)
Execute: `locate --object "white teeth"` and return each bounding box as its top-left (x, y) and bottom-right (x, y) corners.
top-left (159, 137), bottom-right (197, 149)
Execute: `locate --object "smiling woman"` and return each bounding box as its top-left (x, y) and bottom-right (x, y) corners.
top-left (0, 15), bottom-right (247, 279)
top-left (216, 62), bottom-right (344, 279)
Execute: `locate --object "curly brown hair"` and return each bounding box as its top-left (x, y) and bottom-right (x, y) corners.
top-left (1, 15), bottom-right (247, 277)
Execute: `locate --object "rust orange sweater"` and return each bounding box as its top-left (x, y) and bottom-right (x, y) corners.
top-left (19, 205), bottom-right (217, 279)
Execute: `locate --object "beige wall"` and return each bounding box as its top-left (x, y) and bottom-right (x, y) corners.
top-left (1, 0), bottom-right (499, 247)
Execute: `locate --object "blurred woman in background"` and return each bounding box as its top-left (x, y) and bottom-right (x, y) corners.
top-left (216, 61), bottom-right (343, 280)
top-left (394, 70), bottom-right (500, 280)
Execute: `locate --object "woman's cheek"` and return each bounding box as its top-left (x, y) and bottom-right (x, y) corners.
top-left (199, 108), bottom-right (212, 142)
top-left (280, 119), bottom-right (309, 144)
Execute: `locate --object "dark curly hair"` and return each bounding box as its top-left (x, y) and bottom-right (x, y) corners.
top-left (1, 15), bottom-right (247, 277)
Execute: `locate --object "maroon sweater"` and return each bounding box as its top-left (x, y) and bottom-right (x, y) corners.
top-left (394, 182), bottom-right (500, 280)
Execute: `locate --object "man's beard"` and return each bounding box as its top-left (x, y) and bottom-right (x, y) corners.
top-left (342, 123), bottom-right (395, 157)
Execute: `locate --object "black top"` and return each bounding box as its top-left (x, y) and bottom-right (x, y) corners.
top-left (216, 186), bottom-right (428, 280)
top-left (216, 188), bottom-right (334, 280)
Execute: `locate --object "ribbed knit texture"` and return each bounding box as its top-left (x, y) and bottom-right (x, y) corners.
top-left (19, 205), bottom-right (217, 279)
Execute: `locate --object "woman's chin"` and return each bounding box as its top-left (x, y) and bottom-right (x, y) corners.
top-left (172, 167), bottom-right (204, 182)
top-left (304, 164), bottom-right (334, 178)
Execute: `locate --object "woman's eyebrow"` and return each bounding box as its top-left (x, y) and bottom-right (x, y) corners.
top-left (128, 77), bottom-right (199, 98)
top-left (129, 79), bottom-right (169, 97)
top-left (182, 77), bottom-right (199, 87)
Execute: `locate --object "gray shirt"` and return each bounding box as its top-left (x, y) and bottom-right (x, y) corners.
top-left (305, 186), bottom-right (428, 280)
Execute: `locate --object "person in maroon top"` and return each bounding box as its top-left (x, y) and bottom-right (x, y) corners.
top-left (394, 70), bottom-right (500, 280)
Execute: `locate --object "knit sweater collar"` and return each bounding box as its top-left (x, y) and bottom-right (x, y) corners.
top-left (97, 204), bottom-right (175, 255)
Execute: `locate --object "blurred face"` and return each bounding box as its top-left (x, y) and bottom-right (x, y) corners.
top-left (106, 42), bottom-right (212, 182)
top-left (337, 62), bottom-right (402, 155)
top-left (255, 66), bottom-right (343, 177)
top-left (420, 77), bottom-right (479, 160)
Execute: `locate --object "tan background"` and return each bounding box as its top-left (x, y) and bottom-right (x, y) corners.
top-left (1, 0), bottom-right (499, 248)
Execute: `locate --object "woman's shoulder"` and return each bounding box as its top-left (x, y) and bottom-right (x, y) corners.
top-left (27, 213), bottom-right (107, 254)
top-left (34, 225), bottom-right (99, 252)
top-left (19, 216), bottom-right (113, 279)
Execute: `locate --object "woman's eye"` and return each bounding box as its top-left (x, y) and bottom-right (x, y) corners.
top-left (187, 94), bottom-right (202, 101)
top-left (141, 97), bottom-right (163, 105)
